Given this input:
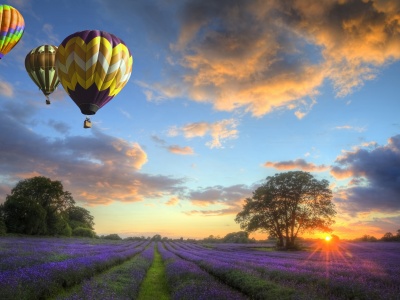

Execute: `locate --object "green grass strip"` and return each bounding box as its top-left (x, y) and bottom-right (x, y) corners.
top-left (138, 243), bottom-right (170, 300)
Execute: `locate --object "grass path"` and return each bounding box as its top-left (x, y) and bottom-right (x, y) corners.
top-left (138, 243), bottom-right (170, 300)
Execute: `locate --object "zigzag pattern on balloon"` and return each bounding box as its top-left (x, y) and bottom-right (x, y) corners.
top-left (55, 36), bottom-right (132, 97)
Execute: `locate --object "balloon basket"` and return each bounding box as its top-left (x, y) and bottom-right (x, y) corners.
top-left (46, 99), bottom-right (51, 105)
top-left (84, 118), bottom-right (92, 129)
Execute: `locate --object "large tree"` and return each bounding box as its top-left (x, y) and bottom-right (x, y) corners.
top-left (235, 171), bottom-right (336, 249)
top-left (3, 176), bottom-right (76, 235)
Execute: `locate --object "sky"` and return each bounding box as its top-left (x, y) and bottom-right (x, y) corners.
top-left (0, 0), bottom-right (399, 240)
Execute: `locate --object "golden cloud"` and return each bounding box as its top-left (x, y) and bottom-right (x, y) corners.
top-left (169, 119), bottom-right (238, 149)
top-left (168, 145), bottom-right (195, 155)
top-left (125, 143), bottom-right (148, 170)
top-left (264, 159), bottom-right (329, 172)
top-left (147, 0), bottom-right (400, 117)
top-left (166, 197), bottom-right (179, 206)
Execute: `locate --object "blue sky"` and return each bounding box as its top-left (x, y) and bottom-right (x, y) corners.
top-left (1, 0), bottom-right (400, 239)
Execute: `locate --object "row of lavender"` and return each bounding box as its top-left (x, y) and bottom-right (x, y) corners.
top-left (0, 236), bottom-right (140, 271)
top-left (166, 241), bottom-right (400, 300)
top-left (163, 242), bottom-right (295, 299)
top-left (0, 237), bottom-right (149, 299)
top-left (158, 242), bottom-right (249, 300)
top-left (58, 242), bottom-right (155, 299)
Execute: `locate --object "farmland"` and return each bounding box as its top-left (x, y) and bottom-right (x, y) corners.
top-left (1, 237), bottom-right (400, 299)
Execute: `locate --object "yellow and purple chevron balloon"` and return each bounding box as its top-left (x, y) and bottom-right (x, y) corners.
top-left (0, 4), bottom-right (25, 59)
top-left (55, 30), bottom-right (133, 116)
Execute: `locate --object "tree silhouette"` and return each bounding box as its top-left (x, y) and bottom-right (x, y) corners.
top-left (236, 171), bottom-right (336, 249)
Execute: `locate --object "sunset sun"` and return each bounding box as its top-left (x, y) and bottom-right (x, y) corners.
top-left (325, 235), bottom-right (332, 242)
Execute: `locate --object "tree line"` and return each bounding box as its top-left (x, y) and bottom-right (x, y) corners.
top-left (354, 230), bottom-right (400, 242)
top-left (0, 176), bottom-right (95, 237)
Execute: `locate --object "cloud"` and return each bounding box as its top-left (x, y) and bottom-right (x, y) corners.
top-left (186, 184), bottom-right (252, 209)
top-left (119, 108), bottom-right (132, 119)
top-left (0, 80), bottom-right (14, 98)
top-left (47, 119), bottom-right (70, 135)
top-left (0, 103), bottom-right (186, 206)
top-left (41, 23), bottom-right (59, 45)
top-left (128, 0), bottom-right (400, 118)
top-left (351, 215), bottom-right (400, 235)
top-left (151, 135), bottom-right (167, 145)
top-left (167, 145), bottom-right (195, 155)
top-left (335, 125), bottom-right (366, 132)
top-left (331, 134), bottom-right (400, 214)
top-left (264, 158), bottom-right (329, 172)
top-left (168, 119), bottom-right (238, 149)
top-left (166, 197), bottom-right (179, 206)
top-left (152, 135), bottom-right (195, 155)
top-left (183, 208), bottom-right (240, 217)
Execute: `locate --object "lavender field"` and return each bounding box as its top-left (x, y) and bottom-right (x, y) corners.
top-left (1, 237), bottom-right (400, 299)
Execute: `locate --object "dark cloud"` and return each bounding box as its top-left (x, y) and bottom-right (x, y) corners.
top-left (151, 135), bottom-right (167, 145)
top-left (332, 135), bottom-right (400, 213)
top-left (187, 184), bottom-right (252, 208)
top-left (0, 104), bottom-right (186, 205)
top-left (47, 119), bottom-right (70, 135)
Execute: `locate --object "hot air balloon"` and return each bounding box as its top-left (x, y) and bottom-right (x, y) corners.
top-left (25, 45), bottom-right (61, 104)
top-left (55, 30), bottom-right (133, 128)
top-left (0, 4), bottom-right (24, 59)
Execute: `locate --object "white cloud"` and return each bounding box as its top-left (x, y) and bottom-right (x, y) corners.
top-left (0, 80), bottom-right (14, 97)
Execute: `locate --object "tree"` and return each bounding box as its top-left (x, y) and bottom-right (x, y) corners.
top-left (152, 234), bottom-right (162, 241)
top-left (330, 234), bottom-right (340, 243)
top-left (203, 235), bottom-right (221, 243)
top-left (0, 204), bottom-right (6, 235)
top-left (235, 171), bottom-right (336, 249)
top-left (65, 206), bottom-right (95, 230)
top-left (101, 233), bottom-right (122, 240)
top-left (3, 176), bottom-right (76, 235)
top-left (382, 232), bottom-right (394, 241)
top-left (223, 231), bottom-right (253, 243)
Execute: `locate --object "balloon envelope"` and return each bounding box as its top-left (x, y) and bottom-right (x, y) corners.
top-left (25, 45), bottom-right (60, 99)
top-left (0, 4), bottom-right (24, 59)
top-left (55, 30), bottom-right (133, 115)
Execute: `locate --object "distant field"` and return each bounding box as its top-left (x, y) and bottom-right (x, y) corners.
top-left (0, 236), bottom-right (399, 299)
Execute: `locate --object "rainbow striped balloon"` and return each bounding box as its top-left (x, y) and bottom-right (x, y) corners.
top-left (0, 4), bottom-right (25, 59)
top-left (55, 30), bottom-right (133, 115)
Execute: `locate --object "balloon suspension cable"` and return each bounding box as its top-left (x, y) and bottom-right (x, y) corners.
top-left (45, 95), bottom-right (51, 105)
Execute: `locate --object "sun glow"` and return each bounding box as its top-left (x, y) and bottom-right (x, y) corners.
top-left (325, 235), bottom-right (332, 241)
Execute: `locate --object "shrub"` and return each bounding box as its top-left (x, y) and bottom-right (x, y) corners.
top-left (49, 216), bottom-right (72, 237)
top-left (102, 233), bottom-right (122, 240)
top-left (72, 227), bottom-right (95, 238)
